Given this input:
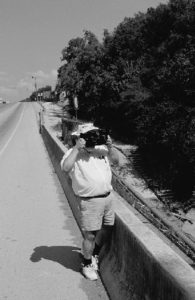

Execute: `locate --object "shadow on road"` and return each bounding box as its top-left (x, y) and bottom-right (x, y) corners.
top-left (30, 245), bottom-right (82, 272)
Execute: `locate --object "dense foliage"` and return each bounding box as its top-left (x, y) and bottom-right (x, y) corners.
top-left (56, 0), bottom-right (195, 203)
top-left (30, 85), bottom-right (52, 101)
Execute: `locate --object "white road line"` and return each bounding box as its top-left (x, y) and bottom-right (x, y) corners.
top-left (0, 105), bottom-right (25, 156)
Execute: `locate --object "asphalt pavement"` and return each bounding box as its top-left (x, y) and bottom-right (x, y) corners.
top-left (0, 102), bottom-right (109, 300)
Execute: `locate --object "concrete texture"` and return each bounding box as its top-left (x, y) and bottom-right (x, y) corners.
top-left (0, 102), bottom-right (109, 300)
top-left (100, 202), bottom-right (195, 300)
top-left (182, 209), bottom-right (195, 242)
top-left (40, 107), bottom-right (195, 300)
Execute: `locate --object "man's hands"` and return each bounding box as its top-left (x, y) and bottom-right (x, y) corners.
top-left (62, 138), bottom-right (86, 172)
top-left (75, 135), bottom-right (113, 151)
top-left (74, 135), bottom-right (114, 153)
top-left (62, 134), bottom-right (118, 173)
top-left (74, 138), bottom-right (86, 151)
top-left (106, 135), bottom-right (113, 149)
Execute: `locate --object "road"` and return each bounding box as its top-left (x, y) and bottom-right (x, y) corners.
top-left (0, 102), bottom-right (109, 300)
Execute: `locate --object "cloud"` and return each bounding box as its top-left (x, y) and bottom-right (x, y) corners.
top-left (31, 69), bottom-right (57, 81)
top-left (17, 78), bottom-right (34, 91)
top-left (0, 72), bottom-right (9, 82)
top-left (51, 69), bottom-right (58, 77)
top-left (0, 85), bottom-right (17, 95)
top-left (0, 69), bottom-right (58, 102)
top-left (21, 69), bottom-right (58, 90)
top-left (16, 69), bottom-right (58, 91)
top-left (34, 70), bottom-right (50, 79)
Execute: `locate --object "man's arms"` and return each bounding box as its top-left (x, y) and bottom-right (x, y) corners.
top-left (61, 134), bottom-right (119, 172)
top-left (61, 138), bottom-right (86, 172)
top-left (106, 136), bottom-right (119, 165)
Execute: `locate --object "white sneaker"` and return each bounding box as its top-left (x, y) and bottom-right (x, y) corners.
top-left (92, 255), bottom-right (99, 271)
top-left (82, 264), bottom-right (98, 280)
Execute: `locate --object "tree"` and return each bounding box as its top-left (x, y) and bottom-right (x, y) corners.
top-left (56, 0), bottom-right (195, 203)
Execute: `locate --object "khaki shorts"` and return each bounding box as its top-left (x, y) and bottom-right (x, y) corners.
top-left (78, 192), bottom-right (115, 232)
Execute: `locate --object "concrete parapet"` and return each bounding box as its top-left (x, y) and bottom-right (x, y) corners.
top-left (100, 200), bottom-right (195, 300)
top-left (41, 126), bottom-right (82, 230)
top-left (41, 124), bottom-right (195, 300)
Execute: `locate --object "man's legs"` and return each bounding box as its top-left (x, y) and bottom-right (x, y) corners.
top-left (93, 225), bottom-right (113, 263)
top-left (82, 230), bottom-right (98, 259)
top-left (81, 230), bottom-right (99, 280)
top-left (82, 227), bottom-right (113, 260)
top-left (79, 193), bottom-right (114, 279)
top-left (95, 225), bottom-right (113, 250)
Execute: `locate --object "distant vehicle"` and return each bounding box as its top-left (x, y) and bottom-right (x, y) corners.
top-left (0, 99), bottom-right (8, 104)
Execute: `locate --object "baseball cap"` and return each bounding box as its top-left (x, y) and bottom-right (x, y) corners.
top-left (71, 123), bottom-right (99, 136)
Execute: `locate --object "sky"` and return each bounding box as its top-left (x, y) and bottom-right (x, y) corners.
top-left (0, 0), bottom-right (168, 102)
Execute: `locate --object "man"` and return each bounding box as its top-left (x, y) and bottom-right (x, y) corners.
top-left (61, 124), bottom-right (119, 280)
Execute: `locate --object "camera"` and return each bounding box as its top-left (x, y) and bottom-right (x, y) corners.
top-left (80, 129), bottom-right (108, 148)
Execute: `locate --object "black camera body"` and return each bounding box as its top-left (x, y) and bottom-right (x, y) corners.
top-left (80, 129), bottom-right (108, 148)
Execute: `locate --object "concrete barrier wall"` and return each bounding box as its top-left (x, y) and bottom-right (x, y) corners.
top-left (41, 124), bottom-right (195, 300)
top-left (41, 126), bottom-right (82, 230)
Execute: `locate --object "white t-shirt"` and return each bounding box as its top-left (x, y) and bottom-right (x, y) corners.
top-left (61, 145), bottom-right (113, 197)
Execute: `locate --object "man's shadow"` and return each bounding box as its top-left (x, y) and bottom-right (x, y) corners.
top-left (30, 246), bottom-right (82, 273)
